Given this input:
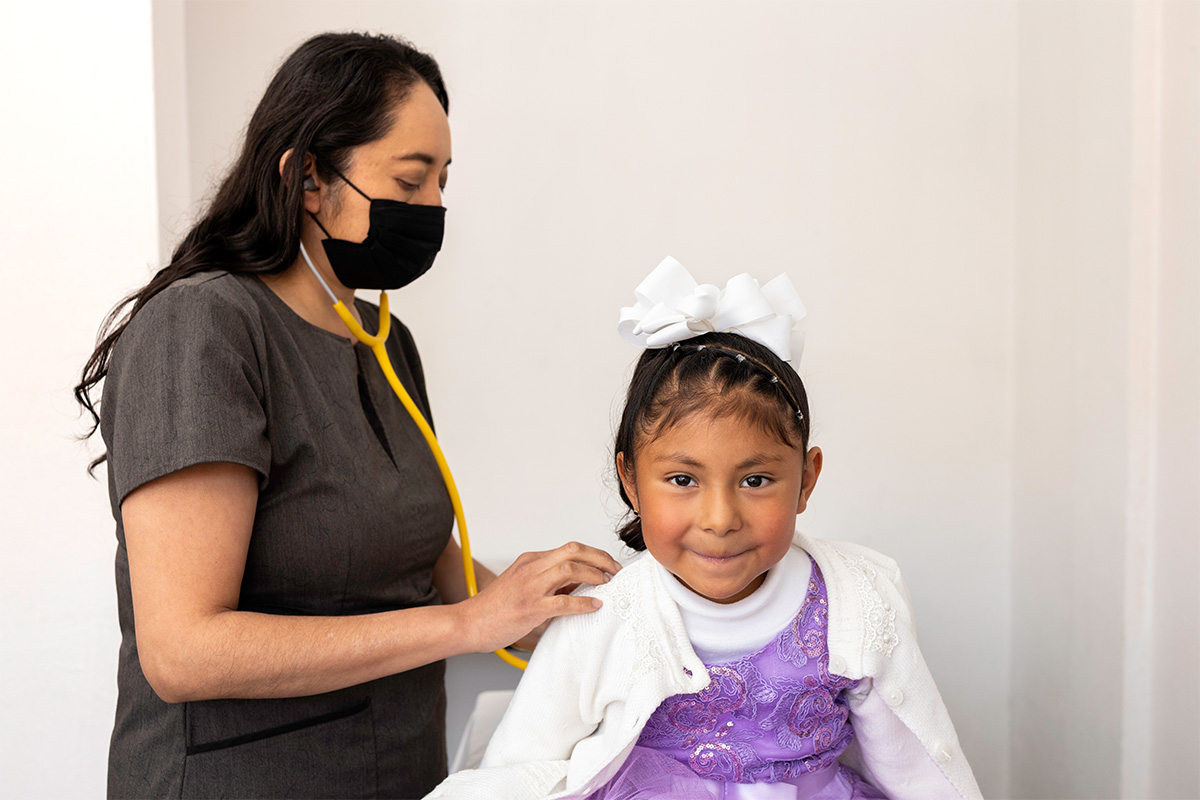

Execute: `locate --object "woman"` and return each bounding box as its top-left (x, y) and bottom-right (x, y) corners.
top-left (76, 32), bottom-right (618, 799)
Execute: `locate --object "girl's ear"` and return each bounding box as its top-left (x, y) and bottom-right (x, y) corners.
top-left (796, 446), bottom-right (823, 514)
top-left (616, 452), bottom-right (638, 511)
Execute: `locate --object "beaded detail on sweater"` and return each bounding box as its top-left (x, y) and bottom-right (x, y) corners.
top-left (836, 553), bottom-right (899, 658)
top-left (636, 562), bottom-right (859, 783)
top-left (608, 574), bottom-right (669, 680)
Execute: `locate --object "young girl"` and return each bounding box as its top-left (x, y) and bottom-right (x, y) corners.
top-left (427, 258), bottom-right (982, 800)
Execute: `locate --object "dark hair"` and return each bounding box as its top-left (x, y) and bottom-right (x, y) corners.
top-left (76, 32), bottom-right (448, 472)
top-left (614, 331), bottom-right (812, 551)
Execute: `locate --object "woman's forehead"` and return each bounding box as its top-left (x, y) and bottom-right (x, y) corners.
top-left (367, 82), bottom-right (451, 166)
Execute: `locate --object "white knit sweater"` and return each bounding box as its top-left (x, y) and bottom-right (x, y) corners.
top-left (426, 533), bottom-right (982, 800)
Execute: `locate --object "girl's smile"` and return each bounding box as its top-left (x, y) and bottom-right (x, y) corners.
top-left (691, 550), bottom-right (747, 561)
top-left (619, 412), bottom-right (822, 604)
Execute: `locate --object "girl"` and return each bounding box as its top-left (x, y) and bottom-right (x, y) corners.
top-left (427, 259), bottom-right (981, 799)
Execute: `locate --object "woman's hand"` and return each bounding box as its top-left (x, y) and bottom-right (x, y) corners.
top-left (457, 542), bottom-right (621, 654)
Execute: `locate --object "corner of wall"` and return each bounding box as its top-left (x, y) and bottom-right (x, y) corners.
top-left (151, 0), bottom-right (190, 266)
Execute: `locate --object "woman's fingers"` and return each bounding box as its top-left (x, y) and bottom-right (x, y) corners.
top-left (465, 542), bottom-right (620, 653)
top-left (550, 593), bottom-right (604, 615)
top-left (541, 559), bottom-right (615, 594)
top-left (544, 542), bottom-right (621, 579)
top-left (510, 543), bottom-right (619, 594)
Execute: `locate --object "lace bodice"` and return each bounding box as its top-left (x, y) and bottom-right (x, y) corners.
top-left (636, 562), bottom-right (859, 784)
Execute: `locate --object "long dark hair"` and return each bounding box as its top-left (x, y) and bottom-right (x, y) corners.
top-left (613, 332), bottom-right (812, 551)
top-left (76, 32), bottom-right (448, 472)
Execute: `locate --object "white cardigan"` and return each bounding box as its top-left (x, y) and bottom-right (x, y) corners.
top-left (426, 533), bottom-right (982, 800)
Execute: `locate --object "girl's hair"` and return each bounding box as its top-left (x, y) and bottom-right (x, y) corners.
top-left (614, 331), bottom-right (811, 551)
top-left (75, 32), bottom-right (448, 472)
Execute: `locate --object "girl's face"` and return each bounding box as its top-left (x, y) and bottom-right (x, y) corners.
top-left (619, 412), bottom-right (822, 604)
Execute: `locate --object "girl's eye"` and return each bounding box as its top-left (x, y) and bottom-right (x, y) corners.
top-left (742, 475), bottom-right (770, 488)
top-left (397, 179), bottom-right (420, 192)
top-left (669, 475), bottom-right (695, 488)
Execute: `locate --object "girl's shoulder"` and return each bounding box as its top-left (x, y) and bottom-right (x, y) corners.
top-left (534, 551), bottom-right (707, 697)
top-left (549, 551), bottom-right (688, 650)
top-left (794, 533), bottom-right (914, 676)
top-left (569, 551), bottom-right (661, 621)
top-left (795, 533), bottom-right (904, 589)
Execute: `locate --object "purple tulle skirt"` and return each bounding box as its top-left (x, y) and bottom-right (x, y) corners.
top-left (583, 746), bottom-right (889, 799)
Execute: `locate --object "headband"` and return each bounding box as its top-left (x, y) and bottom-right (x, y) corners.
top-left (618, 256), bottom-right (807, 366)
top-left (664, 342), bottom-right (806, 423)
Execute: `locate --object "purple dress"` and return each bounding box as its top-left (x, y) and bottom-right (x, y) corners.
top-left (587, 563), bottom-right (888, 800)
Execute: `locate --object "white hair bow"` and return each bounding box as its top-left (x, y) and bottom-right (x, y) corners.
top-left (618, 256), bottom-right (807, 365)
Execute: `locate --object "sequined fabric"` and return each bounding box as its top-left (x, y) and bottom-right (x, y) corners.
top-left (635, 562), bottom-right (860, 784)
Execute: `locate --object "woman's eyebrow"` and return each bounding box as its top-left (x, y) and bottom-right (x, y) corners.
top-left (392, 153), bottom-right (451, 167)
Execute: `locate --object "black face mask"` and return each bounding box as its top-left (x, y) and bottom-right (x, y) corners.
top-left (310, 172), bottom-right (445, 290)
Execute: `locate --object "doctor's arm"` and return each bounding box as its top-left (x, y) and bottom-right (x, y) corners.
top-left (123, 461), bottom-right (619, 704)
top-left (432, 535), bottom-right (492, 602)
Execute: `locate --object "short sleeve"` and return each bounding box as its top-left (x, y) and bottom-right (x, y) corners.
top-left (100, 275), bottom-right (271, 505)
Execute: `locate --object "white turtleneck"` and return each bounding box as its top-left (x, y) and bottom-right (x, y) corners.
top-left (651, 544), bottom-right (813, 663)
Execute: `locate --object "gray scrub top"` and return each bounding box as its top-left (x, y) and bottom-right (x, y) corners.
top-left (100, 271), bottom-right (454, 799)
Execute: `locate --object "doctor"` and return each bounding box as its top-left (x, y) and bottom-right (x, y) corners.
top-left (77, 32), bottom-right (618, 799)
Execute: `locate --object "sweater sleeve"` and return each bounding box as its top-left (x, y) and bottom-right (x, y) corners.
top-left (842, 563), bottom-right (983, 800)
top-left (423, 609), bottom-right (601, 799)
top-left (482, 612), bottom-right (602, 767)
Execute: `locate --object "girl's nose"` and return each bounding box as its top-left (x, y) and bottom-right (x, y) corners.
top-left (700, 488), bottom-right (741, 536)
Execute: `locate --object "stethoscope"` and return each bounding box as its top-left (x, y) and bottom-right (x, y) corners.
top-left (300, 242), bottom-right (528, 670)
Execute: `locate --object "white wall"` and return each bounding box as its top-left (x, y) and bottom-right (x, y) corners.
top-left (1011, 3), bottom-right (1133, 795)
top-left (1011, 2), bottom-right (1199, 798)
top-left (1125, 1), bottom-right (1199, 797)
top-left (2, 1), bottom-right (1195, 798)
top-left (0, 0), bottom-right (158, 796)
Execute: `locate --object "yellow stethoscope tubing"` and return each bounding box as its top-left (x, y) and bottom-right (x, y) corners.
top-left (300, 244), bottom-right (527, 670)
